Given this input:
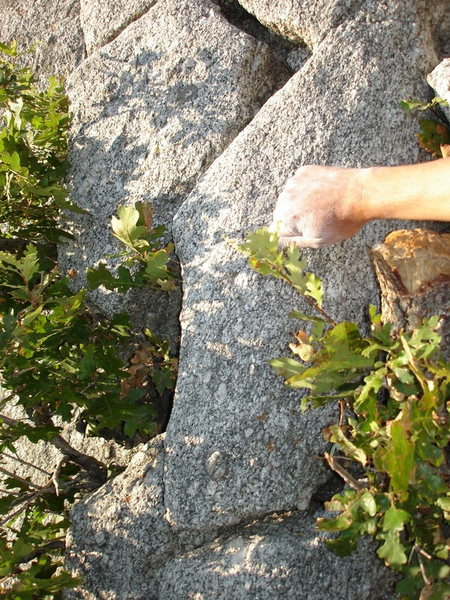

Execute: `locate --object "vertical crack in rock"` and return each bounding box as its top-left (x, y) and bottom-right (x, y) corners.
top-left (80, 0), bottom-right (159, 55)
top-left (66, 434), bottom-right (231, 600)
top-left (66, 436), bottom-right (175, 600)
top-left (236, 0), bottom-right (447, 66)
top-left (235, 0), bottom-right (379, 47)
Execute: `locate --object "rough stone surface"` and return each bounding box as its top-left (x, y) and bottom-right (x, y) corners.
top-left (59, 0), bottom-right (283, 345)
top-left (65, 434), bottom-right (224, 600)
top-left (157, 512), bottom-right (396, 600)
top-left (237, 0), bottom-right (449, 49)
top-left (212, 0), bottom-right (312, 73)
top-left (0, 0), bottom-right (86, 82)
top-left (434, 4), bottom-right (450, 58)
top-left (66, 436), bottom-right (173, 600)
top-left (165, 0), bottom-right (447, 529)
top-left (239, 0), bottom-right (331, 45)
top-left (427, 58), bottom-right (450, 122)
top-left (79, 0), bottom-right (158, 54)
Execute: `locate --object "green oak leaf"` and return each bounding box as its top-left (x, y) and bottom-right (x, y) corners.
top-left (382, 506), bottom-right (410, 531)
top-left (377, 530), bottom-right (408, 567)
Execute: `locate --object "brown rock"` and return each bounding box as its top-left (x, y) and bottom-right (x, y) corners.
top-left (371, 229), bottom-right (450, 351)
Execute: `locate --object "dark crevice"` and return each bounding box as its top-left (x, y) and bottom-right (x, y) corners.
top-left (432, 4), bottom-right (450, 59)
top-left (211, 0), bottom-right (311, 73)
top-left (309, 472), bottom-right (346, 510)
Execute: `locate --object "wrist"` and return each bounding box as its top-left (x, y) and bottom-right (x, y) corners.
top-left (342, 167), bottom-right (375, 224)
top-left (354, 165), bottom-right (405, 222)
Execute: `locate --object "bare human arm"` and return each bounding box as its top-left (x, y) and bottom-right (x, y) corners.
top-left (271, 158), bottom-right (450, 248)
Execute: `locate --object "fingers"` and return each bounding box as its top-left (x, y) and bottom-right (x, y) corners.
top-left (270, 220), bottom-right (327, 248)
top-left (278, 235), bottom-right (328, 249)
top-left (271, 165), bottom-right (357, 248)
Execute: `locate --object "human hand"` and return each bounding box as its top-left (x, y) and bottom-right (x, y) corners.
top-left (270, 165), bottom-right (368, 248)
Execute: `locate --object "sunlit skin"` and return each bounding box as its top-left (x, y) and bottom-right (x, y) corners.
top-left (271, 158), bottom-right (450, 248)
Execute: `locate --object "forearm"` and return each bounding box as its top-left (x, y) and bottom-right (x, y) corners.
top-left (357, 158), bottom-right (450, 223)
top-left (272, 159), bottom-right (450, 249)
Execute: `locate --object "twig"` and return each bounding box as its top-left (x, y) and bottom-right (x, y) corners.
top-left (409, 544), bottom-right (432, 589)
top-left (416, 545), bottom-right (433, 561)
top-left (0, 465), bottom-right (41, 490)
top-left (0, 476), bottom-right (70, 528)
top-left (268, 261), bottom-right (337, 327)
top-left (0, 490), bottom-right (43, 527)
top-left (301, 293), bottom-right (337, 327)
top-left (3, 537), bottom-right (66, 573)
top-left (0, 394), bottom-right (17, 406)
top-left (0, 412), bottom-right (25, 426)
top-left (1, 451), bottom-right (52, 477)
top-left (0, 488), bottom-right (41, 514)
top-left (324, 452), bottom-right (364, 490)
top-left (338, 399), bottom-right (346, 428)
top-left (79, 381), bottom-right (95, 395)
top-left (51, 457), bottom-right (66, 496)
top-left (50, 434), bottom-right (107, 486)
top-left (417, 554), bottom-right (431, 587)
top-left (12, 366), bottom-right (35, 377)
top-left (0, 411), bottom-right (107, 486)
top-left (281, 269), bottom-right (336, 326)
top-left (0, 472), bottom-right (82, 525)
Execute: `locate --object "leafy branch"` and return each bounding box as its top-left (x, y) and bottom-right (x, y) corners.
top-left (0, 41), bottom-right (83, 244)
top-left (401, 97), bottom-right (450, 158)
top-left (87, 202), bottom-right (176, 293)
top-left (237, 228), bottom-right (335, 326)
top-left (239, 228), bottom-right (450, 600)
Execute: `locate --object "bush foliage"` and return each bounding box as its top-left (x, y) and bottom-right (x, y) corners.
top-left (240, 228), bottom-right (450, 600)
top-left (0, 42), bottom-right (176, 598)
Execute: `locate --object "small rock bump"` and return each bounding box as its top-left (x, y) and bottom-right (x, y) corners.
top-left (94, 531), bottom-right (106, 546)
top-left (206, 450), bottom-right (228, 480)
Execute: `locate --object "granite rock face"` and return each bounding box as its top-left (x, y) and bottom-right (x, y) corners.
top-left (58, 0), bottom-right (283, 344)
top-left (434, 3), bottom-right (450, 58)
top-left (164, 0), bottom-right (443, 530)
top-left (1, 1), bottom-right (449, 599)
top-left (236, 0), bottom-right (358, 46)
top-left (237, 0), bottom-right (449, 49)
top-left (157, 513), bottom-right (396, 600)
top-left (65, 0), bottom-right (447, 597)
top-left (0, 0), bottom-right (85, 82)
top-left (427, 58), bottom-right (450, 122)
